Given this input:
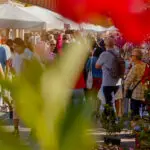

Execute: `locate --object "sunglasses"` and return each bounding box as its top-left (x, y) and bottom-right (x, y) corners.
top-left (50, 44), bottom-right (56, 46)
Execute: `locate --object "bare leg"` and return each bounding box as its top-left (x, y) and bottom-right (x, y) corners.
top-left (13, 119), bottom-right (19, 136)
top-left (13, 108), bottom-right (20, 136)
top-left (115, 99), bottom-right (122, 117)
top-left (13, 119), bottom-right (19, 130)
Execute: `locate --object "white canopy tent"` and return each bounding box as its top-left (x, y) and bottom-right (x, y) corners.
top-left (59, 17), bottom-right (80, 30)
top-left (20, 6), bottom-right (64, 30)
top-left (21, 6), bottom-right (80, 30)
top-left (81, 23), bottom-right (107, 32)
top-left (0, 3), bottom-right (45, 29)
top-left (106, 26), bottom-right (118, 31)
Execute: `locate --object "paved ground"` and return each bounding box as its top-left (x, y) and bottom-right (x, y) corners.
top-left (0, 112), bottom-right (135, 150)
top-left (89, 128), bottom-right (135, 148)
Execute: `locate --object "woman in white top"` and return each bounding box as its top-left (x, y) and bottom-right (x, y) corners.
top-left (12, 38), bottom-right (33, 135)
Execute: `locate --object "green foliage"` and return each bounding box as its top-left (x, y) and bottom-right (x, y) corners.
top-left (0, 41), bottom-right (94, 150)
top-left (0, 122), bottom-right (31, 150)
top-left (100, 105), bottom-right (126, 135)
top-left (132, 117), bottom-right (150, 148)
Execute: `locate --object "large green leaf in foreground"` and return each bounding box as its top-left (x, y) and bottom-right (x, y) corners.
top-left (0, 41), bottom-right (94, 150)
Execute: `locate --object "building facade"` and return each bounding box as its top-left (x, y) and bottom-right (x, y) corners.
top-left (19, 0), bottom-right (58, 11)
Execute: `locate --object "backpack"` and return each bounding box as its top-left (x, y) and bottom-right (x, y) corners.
top-left (107, 50), bottom-right (125, 79)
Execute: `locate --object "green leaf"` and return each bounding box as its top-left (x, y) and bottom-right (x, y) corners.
top-left (59, 104), bottom-right (94, 150)
top-left (0, 126), bottom-right (31, 150)
top-left (0, 39), bottom-right (94, 150)
top-left (12, 78), bottom-right (44, 128)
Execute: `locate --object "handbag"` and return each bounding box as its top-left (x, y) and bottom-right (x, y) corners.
top-left (126, 80), bottom-right (141, 99)
top-left (125, 63), bottom-right (149, 99)
top-left (86, 57), bottom-right (93, 89)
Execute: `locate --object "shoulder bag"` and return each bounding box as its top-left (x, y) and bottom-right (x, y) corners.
top-left (86, 57), bottom-right (93, 89)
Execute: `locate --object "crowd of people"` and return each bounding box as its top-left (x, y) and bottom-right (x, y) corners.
top-left (0, 30), bottom-right (150, 135)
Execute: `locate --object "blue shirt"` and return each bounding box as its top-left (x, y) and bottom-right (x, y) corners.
top-left (1, 45), bottom-right (11, 61)
top-left (86, 57), bottom-right (102, 78)
top-left (0, 46), bottom-right (7, 70)
top-left (96, 50), bottom-right (120, 86)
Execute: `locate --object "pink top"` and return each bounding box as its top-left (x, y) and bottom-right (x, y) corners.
top-left (56, 34), bottom-right (63, 54)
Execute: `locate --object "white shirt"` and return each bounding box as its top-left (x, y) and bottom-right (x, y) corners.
top-left (12, 49), bottom-right (32, 75)
top-left (12, 53), bottom-right (24, 75)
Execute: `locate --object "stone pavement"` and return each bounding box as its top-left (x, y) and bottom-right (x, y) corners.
top-left (0, 112), bottom-right (135, 150)
top-left (88, 128), bottom-right (135, 149)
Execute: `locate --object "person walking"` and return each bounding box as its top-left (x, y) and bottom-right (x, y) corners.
top-left (12, 38), bottom-right (33, 136)
top-left (96, 37), bottom-right (120, 116)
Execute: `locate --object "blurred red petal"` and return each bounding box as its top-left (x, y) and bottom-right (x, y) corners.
top-left (57, 0), bottom-right (150, 43)
top-left (57, 0), bottom-right (145, 21)
top-left (57, 0), bottom-right (103, 22)
top-left (21, 0), bottom-right (150, 43)
top-left (111, 9), bottom-right (150, 43)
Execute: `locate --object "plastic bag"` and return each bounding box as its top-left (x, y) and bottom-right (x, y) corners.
top-left (86, 70), bottom-right (93, 89)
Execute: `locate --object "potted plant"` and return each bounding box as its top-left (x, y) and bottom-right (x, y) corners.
top-left (100, 105), bottom-right (125, 146)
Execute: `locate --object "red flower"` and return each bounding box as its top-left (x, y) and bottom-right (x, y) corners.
top-left (57, 0), bottom-right (150, 43)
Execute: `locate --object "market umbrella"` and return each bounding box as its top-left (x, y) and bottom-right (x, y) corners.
top-left (44, 9), bottom-right (80, 30)
top-left (81, 23), bottom-right (107, 32)
top-left (20, 0), bottom-right (112, 27)
top-left (106, 26), bottom-right (118, 31)
top-left (20, 6), bottom-right (64, 30)
top-left (21, 6), bottom-right (80, 30)
top-left (0, 3), bottom-right (45, 29)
